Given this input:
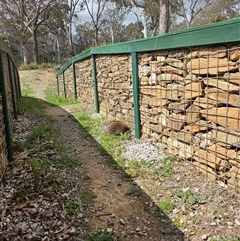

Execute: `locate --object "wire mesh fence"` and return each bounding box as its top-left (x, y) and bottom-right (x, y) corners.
top-left (0, 43), bottom-right (21, 180)
top-left (138, 44), bottom-right (240, 191)
top-left (56, 19), bottom-right (240, 191)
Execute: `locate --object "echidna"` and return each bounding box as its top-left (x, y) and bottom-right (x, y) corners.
top-left (104, 120), bottom-right (129, 135)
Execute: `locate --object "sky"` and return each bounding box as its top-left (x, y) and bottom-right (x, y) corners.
top-left (77, 3), bottom-right (141, 25)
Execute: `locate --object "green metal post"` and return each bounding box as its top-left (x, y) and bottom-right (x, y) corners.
top-left (63, 72), bottom-right (67, 99)
top-left (131, 52), bottom-right (141, 139)
top-left (56, 76), bottom-right (59, 96)
top-left (72, 62), bottom-right (77, 100)
top-left (0, 53), bottom-right (14, 161)
top-left (13, 64), bottom-right (21, 99)
top-left (92, 55), bottom-right (99, 113)
top-left (7, 54), bottom-right (17, 119)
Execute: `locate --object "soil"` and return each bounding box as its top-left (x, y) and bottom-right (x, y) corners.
top-left (1, 69), bottom-right (240, 241)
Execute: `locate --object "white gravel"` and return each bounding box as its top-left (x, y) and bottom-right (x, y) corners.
top-left (122, 138), bottom-right (165, 162)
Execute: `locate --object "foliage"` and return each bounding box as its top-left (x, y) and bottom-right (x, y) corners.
top-left (66, 198), bottom-right (79, 215)
top-left (44, 81), bottom-right (77, 106)
top-left (28, 158), bottom-right (49, 191)
top-left (86, 228), bottom-right (119, 241)
top-left (151, 156), bottom-right (175, 180)
top-left (173, 189), bottom-right (202, 207)
top-left (158, 200), bottom-right (175, 214)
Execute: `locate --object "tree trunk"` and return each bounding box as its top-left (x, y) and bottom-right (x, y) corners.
top-left (21, 39), bottom-right (28, 64)
top-left (94, 27), bottom-right (98, 45)
top-left (159, 0), bottom-right (169, 34)
top-left (68, 24), bottom-right (74, 57)
top-left (33, 30), bottom-right (39, 64)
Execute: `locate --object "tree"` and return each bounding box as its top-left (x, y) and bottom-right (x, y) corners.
top-left (159, 0), bottom-right (169, 34)
top-left (172, 0), bottom-right (213, 28)
top-left (82, 0), bottom-right (108, 45)
top-left (103, 3), bottom-right (130, 43)
top-left (0, 0), bottom-right (30, 64)
top-left (192, 0), bottom-right (240, 26)
top-left (0, 0), bottom-right (60, 64)
top-left (65, 0), bottom-right (84, 56)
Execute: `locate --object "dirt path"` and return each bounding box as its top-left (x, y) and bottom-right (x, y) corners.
top-left (17, 69), bottom-right (185, 240)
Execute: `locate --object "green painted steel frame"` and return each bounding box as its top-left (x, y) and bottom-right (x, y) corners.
top-left (56, 18), bottom-right (240, 77)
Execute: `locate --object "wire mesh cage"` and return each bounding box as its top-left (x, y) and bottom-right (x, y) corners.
top-left (96, 54), bottom-right (134, 131)
top-left (138, 44), bottom-right (240, 191)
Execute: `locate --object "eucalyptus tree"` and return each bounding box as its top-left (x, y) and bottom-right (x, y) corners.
top-left (82, 0), bottom-right (109, 45)
top-left (172, 0), bottom-right (214, 29)
top-left (0, 0), bottom-right (59, 64)
top-left (192, 0), bottom-right (240, 26)
top-left (0, 0), bottom-right (30, 64)
top-left (65, 0), bottom-right (84, 56)
top-left (103, 3), bottom-right (130, 43)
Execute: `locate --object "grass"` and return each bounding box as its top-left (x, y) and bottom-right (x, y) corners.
top-left (66, 198), bottom-right (79, 215)
top-left (44, 81), bottom-right (77, 106)
top-left (86, 228), bottom-right (119, 241)
top-left (18, 62), bottom-right (56, 70)
top-left (173, 188), bottom-right (203, 209)
top-left (158, 200), bottom-right (175, 214)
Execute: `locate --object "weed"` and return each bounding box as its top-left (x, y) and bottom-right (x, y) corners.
top-left (28, 123), bottom-right (59, 142)
top-left (51, 156), bottom-right (78, 169)
top-left (18, 189), bottom-right (33, 202)
top-left (18, 62), bottom-right (55, 70)
top-left (173, 189), bottom-right (201, 206)
top-left (86, 228), bottom-right (118, 241)
top-left (160, 156), bottom-right (175, 178)
top-left (211, 237), bottom-right (240, 241)
top-left (28, 157), bottom-right (49, 191)
top-left (126, 186), bottom-right (142, 197)
top-left (66, 199), bottom-right (79, 215)
top-left (158, 200), bottom-right (175, 214)
top-left (151, 156), bottom-right (175, 180)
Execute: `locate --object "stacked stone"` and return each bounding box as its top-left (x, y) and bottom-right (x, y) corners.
top-left (138, 44), bottom-right (240, 190)
top-left (96, 55), bottom-right (134, 128)
top-left (61, 43), bottom-right (240, 190)
top-left (75, 58), bottom-right (94, 107)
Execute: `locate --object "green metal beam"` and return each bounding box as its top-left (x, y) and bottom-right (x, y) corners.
top-left (56, 18), bottom-right (240, 78)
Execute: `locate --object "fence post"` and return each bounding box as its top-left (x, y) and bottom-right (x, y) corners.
top-left (72, 62), bottom-right (77, 100)
top-left (7, 54), bottom-right (17, 119)
top-left (0, 53), bottom-right (14, 161)
top-left (92, 55), bottom-right (99, 113)
top-left (131, 52), bottom-right (141, 139)
top-left (13, 65), bottom-right (21, 99)
top-left (63, 72), bottom-right (67, 99)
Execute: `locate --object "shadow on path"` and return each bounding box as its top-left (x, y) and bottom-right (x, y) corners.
top-left (20, 97), bottom-right (188, 241)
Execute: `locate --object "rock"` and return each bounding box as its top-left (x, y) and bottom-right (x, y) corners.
top-left (202, 234), bottom-right (209, 240)
top-left (187, 58), bottom-right (237, 75)
top-left (201, 107), bottom-right (240, 130)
